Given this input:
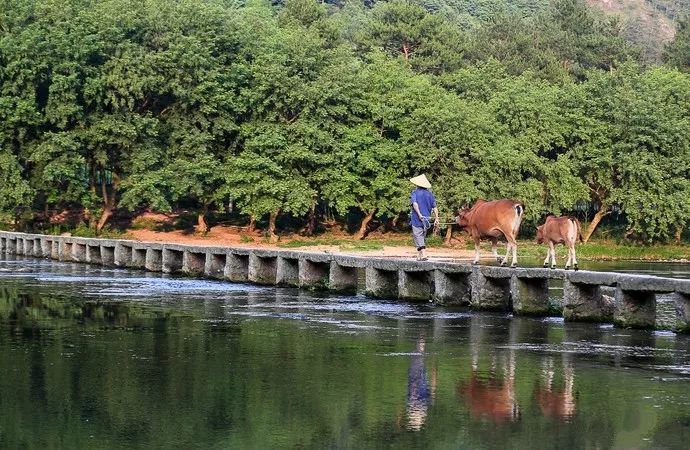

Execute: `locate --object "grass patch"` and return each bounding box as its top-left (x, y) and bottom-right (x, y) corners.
top-left (70, 224), bottom-right (128, 239)
top-left (514, 240), bottom-right (690, 261)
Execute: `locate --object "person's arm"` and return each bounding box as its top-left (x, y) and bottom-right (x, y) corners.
top-left (413, 202), bottom-right (424, 221)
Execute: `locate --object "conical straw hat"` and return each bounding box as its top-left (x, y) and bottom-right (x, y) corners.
top-left (410, 174), bottom-right (431, 189)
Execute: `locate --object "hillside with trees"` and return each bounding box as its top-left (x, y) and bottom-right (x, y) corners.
top-left (1, 0), bottom-right (690, 243)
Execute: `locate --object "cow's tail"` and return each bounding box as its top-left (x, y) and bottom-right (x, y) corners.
top-left (513, 203), bottom-right (524, 235)
top-left (570, 217), bottom-right (584, 243)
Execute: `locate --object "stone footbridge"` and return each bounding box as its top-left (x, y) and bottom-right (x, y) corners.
top-left (1, 231), bottom-right (689, 332)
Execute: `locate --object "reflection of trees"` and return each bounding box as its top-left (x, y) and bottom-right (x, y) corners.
top-left (0, 285), bottom-right (178, 327)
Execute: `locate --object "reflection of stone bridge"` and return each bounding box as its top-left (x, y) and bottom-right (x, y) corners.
top-left (1, 231), bottom-right (689, 332)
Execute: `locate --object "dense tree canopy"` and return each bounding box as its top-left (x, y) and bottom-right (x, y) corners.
top-left (1, 0), bottom-right (690, 242)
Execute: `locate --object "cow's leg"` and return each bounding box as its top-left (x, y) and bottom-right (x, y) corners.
top-left (567, 241), bottom-right (578, 270)
top-left (508, 235), bottom-right (518, 267)
top-left (572, 243), bottom-right (578, 271)
top-left (565, 242), bottom-right (572, 269)
top-left (542, 246), bottom-right (550, 267)
top-left (501, 241), bottom-right (511, 266)
top-left (473, 233), bottom-right (481, 265)
top-left (501, 237), bottom-right (518, 267)
top-left (491, 238), bottom-right (500, 263)
top-left (548, 242), bottom-right (556, 269)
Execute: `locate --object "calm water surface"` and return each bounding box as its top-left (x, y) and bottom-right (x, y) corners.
top-left (1, 256), bottom-right (689, 449)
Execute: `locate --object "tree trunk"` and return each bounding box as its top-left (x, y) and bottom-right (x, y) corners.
top-left (96, 205), bottom-right (113, 234)
top-left (675, 226), bottom-right (683, 243)
top-left (444, 226), bottom-right (453, 246)
top-left (268, 209), bottom-right (280, 244)
top-left (355, 209), bottom-right (376, 240)
top-left (303, 200), bottom-right (317, 236)
top-left (197, 204), bottom-right (209, 235)
top-left (95, 170), bottom-right (118, 234)
top-left (248, 215), bottom-right (256, 233)
top-left (582, 205), bottom-right (610, 243)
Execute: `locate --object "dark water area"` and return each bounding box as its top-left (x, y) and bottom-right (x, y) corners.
top-left (1, 257), bottom-right (690, 449)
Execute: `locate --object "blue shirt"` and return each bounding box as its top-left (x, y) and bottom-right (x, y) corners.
top-left (410, 188), bottom-right (436, 228)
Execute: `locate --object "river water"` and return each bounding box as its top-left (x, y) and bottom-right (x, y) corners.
top-left (1, 256), bottom-right (689, 449)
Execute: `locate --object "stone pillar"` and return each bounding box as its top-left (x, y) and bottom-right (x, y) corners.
top-left (182, 250), bottom-right (206, 276)
top-left (131, 248), bottom-right (147, 269)
top-left (299, 259), bottom-right (330, 290)
top-left (225, 253), bottom-right (249, 282)
top-left (562, 271), bottom-right (618, 322)
top-left (114, 243), bottom-right (133, 267)
top-left (87, 244), bottom-right (102, 264)
top-left (470, 266), bottom-right (512, 311)
top-left (614, 287), bottom-right (656, 329)
top-left (328, 263), bottom-right (358, 294)
top-left (162, 248), bottom-right (183, 273)
top-left (276, 257), bottom-right (299, 286)
top-left (72, 243), bottom-right (87, 263)
top-left (51, 240), bottom-right (59, 260)
top-left (0, 237), bottom-right (6, 253)
top-left (100, 246), bottom-right (116, 266)
top-left (16, 238), bottom-right (25, 255)
top-left (145, 248), bottom-right (163, 272)
top-left (33, 239), bottom-right (43, 257)
top-left (59, 241), bottom-right (73, 261)
top-left (675, 292), bottom-right (690, 333)
top-left (364, 267), bottom-right (398, 299)
top-left (23, 239), bottom-right (34, 256)
top-left (398, 270), bottom-right (432, 301)
top-left (248, 253), bottom-right (277, 285)
top-left (433, 270), bottom-right (471, 305)
top-left (205, 252), bottom-right (226, 278)
top-left (7, 238), bottom-right (17, 255)
top-left (34, 237), bottom-right (50, 258)
top-left (510, 269), bottom-right (556, 316)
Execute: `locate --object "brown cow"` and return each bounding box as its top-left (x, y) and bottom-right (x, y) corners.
top-left (536, 216), bottom-right (583, 270)
top-left (455, 199), bottom-right (524, 267)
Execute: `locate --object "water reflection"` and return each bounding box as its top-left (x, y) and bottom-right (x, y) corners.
top-left (457, 352), bottom-right (520, 423)
top-left (404, 335), bottom-right (437, 431)
top-left (534, 357), bottom-right (576, 422)
top-left (1, 259), bottom-right (690, 449)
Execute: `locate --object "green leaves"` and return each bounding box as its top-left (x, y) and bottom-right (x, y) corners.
top-left (1, 0), bottom-right (689, 241)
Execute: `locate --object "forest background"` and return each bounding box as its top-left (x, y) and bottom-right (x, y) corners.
top-left (2, 0), bottom-right (690, 246)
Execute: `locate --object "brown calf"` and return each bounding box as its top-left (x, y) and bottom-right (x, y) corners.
top-left (456, 199), bottom-right (524, 267)
top-left (536, 216), bottom-right (583, 270)
top-left (534, 358), bottom-right (576, 422)
top-left (456, 354), bottom-right (519, 423)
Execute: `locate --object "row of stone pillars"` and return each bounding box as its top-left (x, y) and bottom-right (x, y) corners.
top-left (1, 232), bottom-right (690, 331)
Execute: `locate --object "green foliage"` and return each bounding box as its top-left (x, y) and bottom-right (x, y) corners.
top-left (1, 0), bottom-right (689, 242)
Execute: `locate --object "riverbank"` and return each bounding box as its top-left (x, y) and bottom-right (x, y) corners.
top-left (117, 227), bottom-right (690, 263)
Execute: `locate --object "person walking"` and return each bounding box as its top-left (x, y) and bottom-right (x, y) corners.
top-left (409, 175), bottom-right (439, 261)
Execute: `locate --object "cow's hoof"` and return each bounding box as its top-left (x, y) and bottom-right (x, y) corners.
top-left (500, 261), bottom-right (507, 267)
top-left (543, 263), bottom-right (548, 268)
top-left (550, 265), bottom-right (556, 270)
top-left (472, 260), bottom-right (479, 265)
top-left (574, 264), bottom-right (579, 271)
top-left (510, 263), bottom-right (517, 268)
top-left (565, 265), bottom-right (570, 270)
